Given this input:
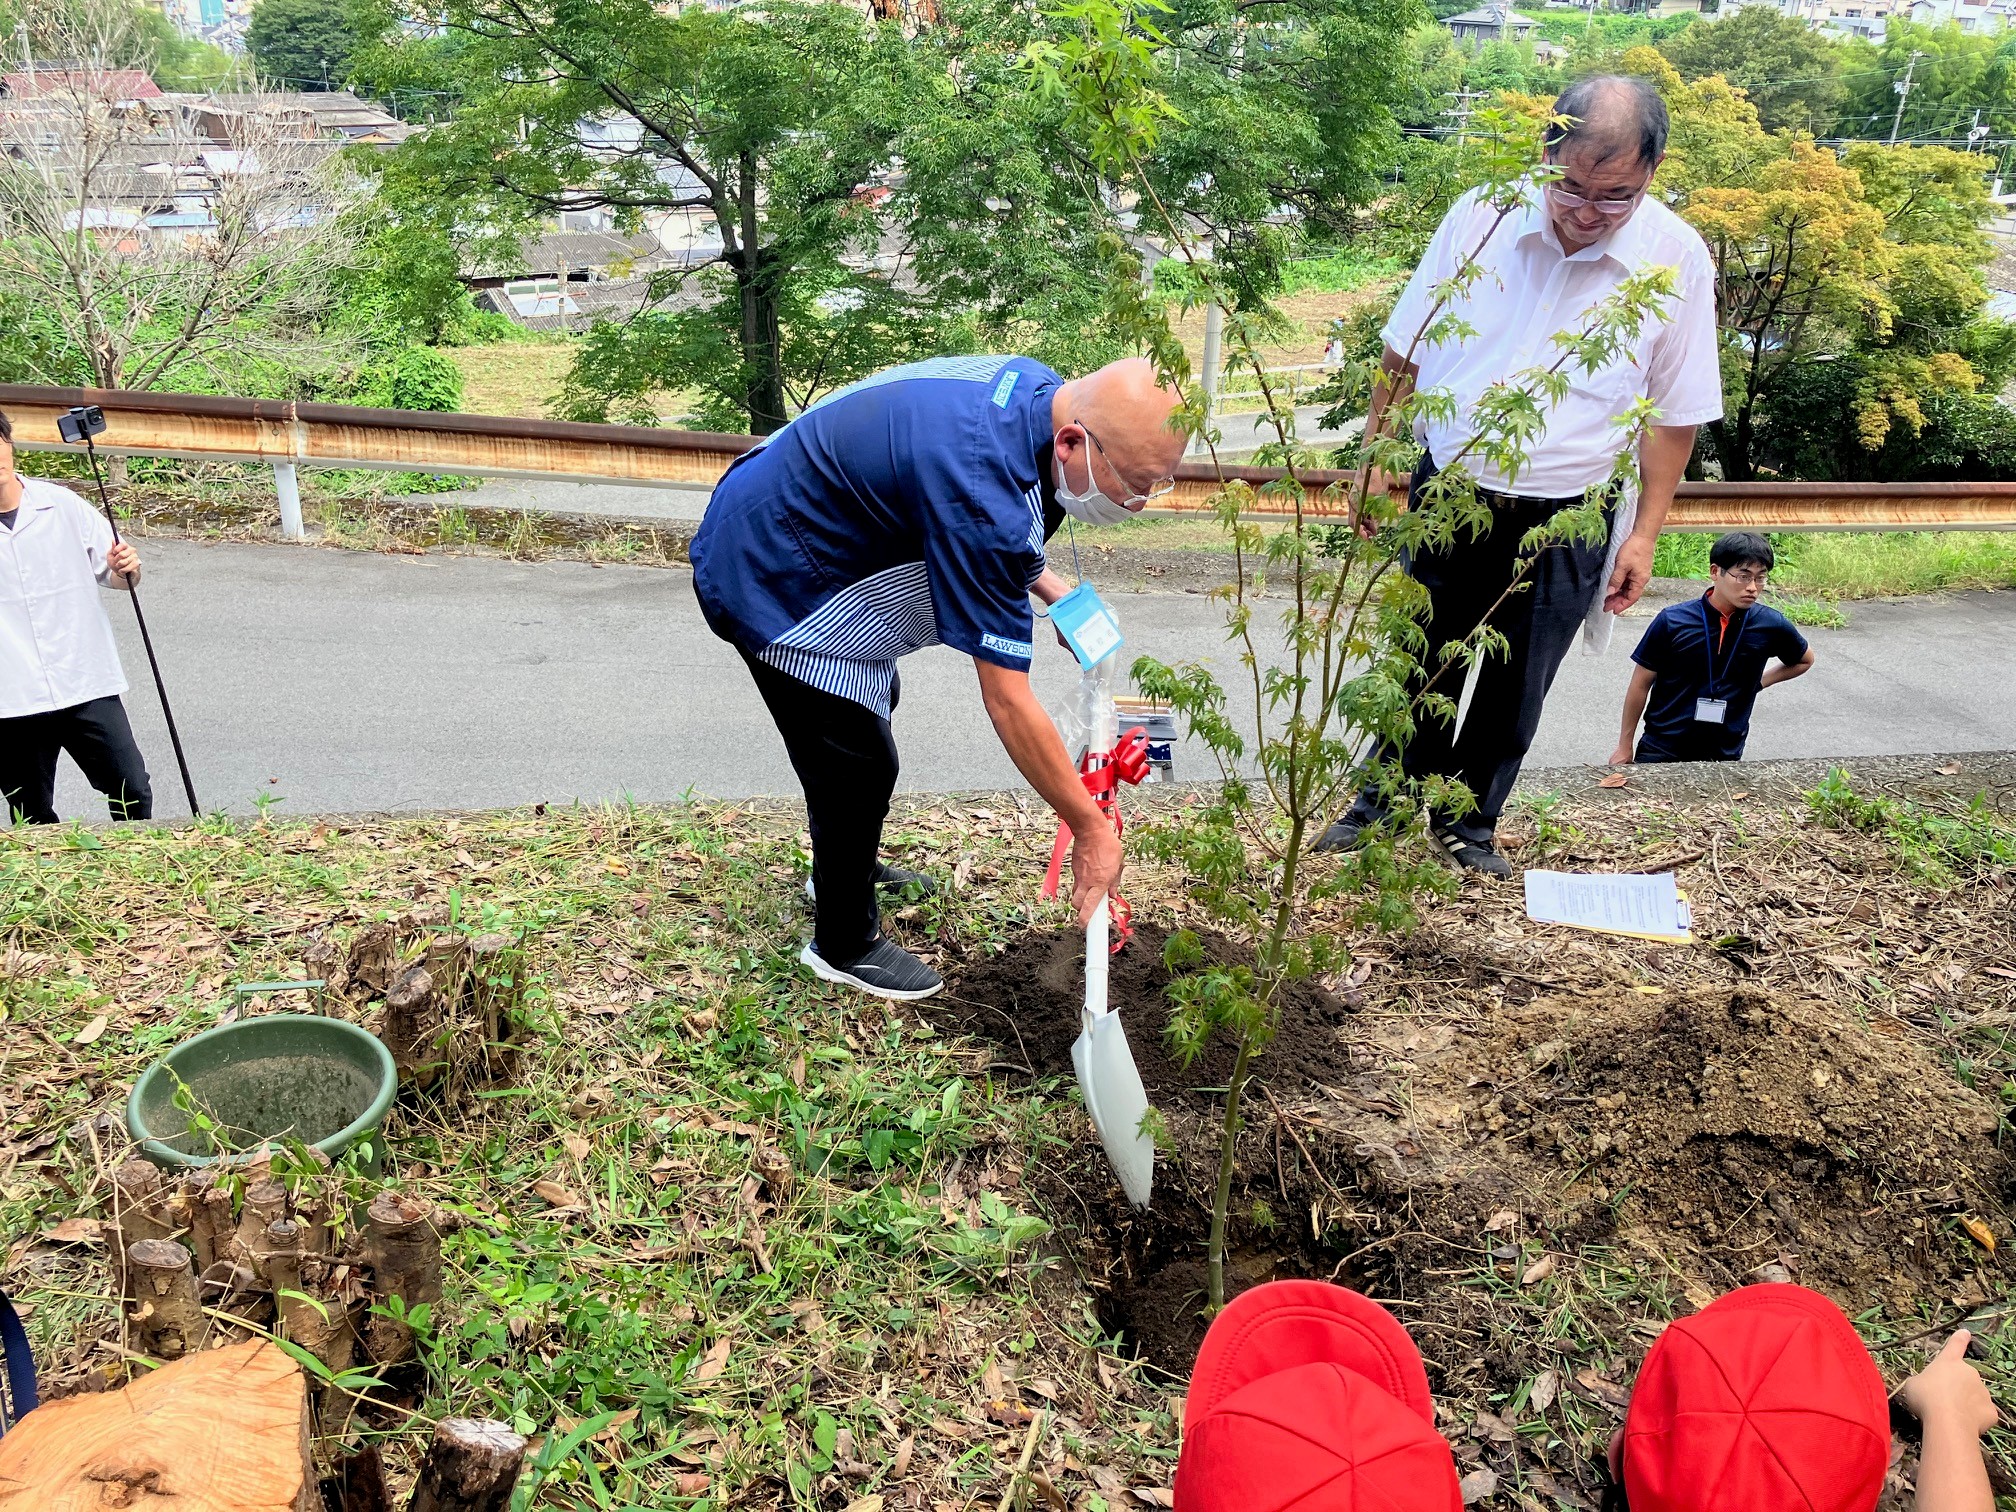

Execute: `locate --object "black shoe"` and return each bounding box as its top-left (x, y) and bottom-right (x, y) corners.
top-left (804, 861), bottom-right (939, 903)
top-left (1432, 826), bottom-right (1512, 878)
top-left (1312, 815), bottom-right (1369, 854)
top-left (799, 937), bottom-right (944, 1000)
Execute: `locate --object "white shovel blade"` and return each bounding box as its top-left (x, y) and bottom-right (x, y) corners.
top-left (1070, 899), bottom-right (1155, 1209)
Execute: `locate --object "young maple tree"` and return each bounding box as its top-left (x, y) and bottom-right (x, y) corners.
top-left (1027, 0), bottom-right (1677, 1311)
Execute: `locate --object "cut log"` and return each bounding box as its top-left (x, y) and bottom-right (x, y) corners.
top-left (328, 1441), bottom-right (393, 1512)
top-left (237, 1180), bottom-right (292, 1281)
top-left (349, 923), bottom-right (400, 998)
top-left (303, 935), bottom-right (352, 1009)
top-left (380, 965), bottom-right (445, 1092)
top-left (405, 1419), bottom-right (527, 1512)
top-left (361, 1192), bottom-right (444, 1366)
top-left (114, 1158), bottom-right (175, 1249)
top-left (126, 1238), bottom-right (205, 1360)
top-left (0, 1338), bottom-right (315, 1511)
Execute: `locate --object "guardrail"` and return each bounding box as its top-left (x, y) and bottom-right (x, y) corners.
top-left (7, 382), bottom-right (2016, 535)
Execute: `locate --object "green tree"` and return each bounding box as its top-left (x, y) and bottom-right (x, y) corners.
top-left (246, 0), bottom-right (361, 90)
top-left (0, 0), bottom-right (234, 90)
top-left (1838, 21), bottom-right (2016, 142)
top-left (1658, 5), bottom-right (1847, 135)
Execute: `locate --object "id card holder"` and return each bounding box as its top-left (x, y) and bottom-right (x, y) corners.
top-left (1694, 698), bottom-right (1728, 725)
top-left (1050, 582), bottom-right (1123, 670)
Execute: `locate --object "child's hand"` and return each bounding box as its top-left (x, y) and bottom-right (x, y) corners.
top-left (1900, 1333), bottom-right (1998, 1437)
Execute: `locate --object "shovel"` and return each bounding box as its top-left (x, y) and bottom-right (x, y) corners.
top-left (1070, 897), bottom-right (1155, 1209)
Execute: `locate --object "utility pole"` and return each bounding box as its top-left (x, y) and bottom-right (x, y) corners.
top-left (1890, 49), bottom-right (1924, 145)
top-left (1442, 88), bottom-right (1485, 147)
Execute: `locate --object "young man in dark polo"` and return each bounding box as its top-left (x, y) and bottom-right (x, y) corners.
top-left (1609, 532), bottom-right (1815, 766)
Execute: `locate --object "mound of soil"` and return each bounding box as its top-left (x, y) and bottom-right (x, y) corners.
top-left (1427, 987), bottom-right (2013, 1307)
top-left (944, 929), bottom-right (2016, 1396)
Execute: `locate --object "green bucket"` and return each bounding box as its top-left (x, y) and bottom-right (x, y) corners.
top-left (126, 1014), bottom-right (398, 1173)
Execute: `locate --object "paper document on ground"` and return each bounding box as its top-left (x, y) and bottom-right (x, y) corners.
top-left (1523, 870), bottom-right (1693, 943)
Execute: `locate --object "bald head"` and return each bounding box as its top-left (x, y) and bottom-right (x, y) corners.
top-left (1050, 358), bottom-right (1187, 512)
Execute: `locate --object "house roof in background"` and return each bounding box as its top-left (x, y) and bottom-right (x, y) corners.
top-left (1, 68), bottom-right (164, 100)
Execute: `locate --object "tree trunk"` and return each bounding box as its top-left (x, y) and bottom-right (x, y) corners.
top-left (126, 1238), bottom-right (206, 1360)
top-left (362, 1192), bottom-right (444, 1366)
top-left (329, 1441), bottom-right (394, 1512)
top-left (0, 1339), bottom-right (316, 1511)
top-left (406, 1419), bottom-right (528, 1512)
top-left (1708, 415), bottom-right (1752, 482)
top-left (735, 150), bottom-right (789, 436)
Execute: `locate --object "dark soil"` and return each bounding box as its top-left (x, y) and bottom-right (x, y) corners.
top-left (945, 929), bottom-right (2016, 1395)
top-left (938, 920), bottom-right (1359, 1105)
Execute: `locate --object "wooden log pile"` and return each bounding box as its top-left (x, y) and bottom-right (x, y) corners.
top-left (304, 922), bottom-right (531, 1097)
top-left (0, 1340), bottom-right (527, 1512)
top-left (104, 1156), bottom-right (456, 1425)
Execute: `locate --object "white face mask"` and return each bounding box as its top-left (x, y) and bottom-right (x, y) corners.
top-left (1053, 444), bottom-right (1134, 527)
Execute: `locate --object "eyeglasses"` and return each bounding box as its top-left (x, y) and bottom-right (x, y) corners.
top-left (1080, 421), bottom-right (1177, 508)
top-left (1546, 184), bottom-right (1644, 217)
top-left (1720, 569), bottom-right (1770, 587)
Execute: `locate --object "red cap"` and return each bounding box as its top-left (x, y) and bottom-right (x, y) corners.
top-left (1175, 1281), bottom-right (1461, 1512)
top-left (1622, 1284), bottom-right (1890, 1512)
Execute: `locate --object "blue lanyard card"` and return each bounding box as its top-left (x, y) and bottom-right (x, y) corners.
top-left (1050, 582), bottom-right (1123, 670)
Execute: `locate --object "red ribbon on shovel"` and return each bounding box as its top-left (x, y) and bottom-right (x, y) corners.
top-left (1042, 726), bottom-right (1152, 949)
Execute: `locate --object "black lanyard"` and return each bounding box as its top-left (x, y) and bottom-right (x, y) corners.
top-left (1699, 598), bottom-right (1742, 700)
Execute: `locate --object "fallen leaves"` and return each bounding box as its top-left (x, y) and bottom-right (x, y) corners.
top-left (40, 1216), bottom-right (101, 1245)
top-left (693, 1337), bottom-right (731, 1383)
top-left (1573, 1369), bottom-right (1631, 1414)
top-left (1520, 1252), bottom-right (1556, 1286)
top-left (562, 1134), bottom-right (591, 1161)
top-left (72, 1014), bottom-right (109, 1046)
top-left (531, 1179), bottom-right (584, 1210)
top-left (1527, 1368), bottom-right (1559, 1414)
top-left (1597, 772), bottom-right (1631, 789)
top-left (1458, 1468), bottom-right (1498, 1505)
top-left (1961, 1216), bottom-right (1997, 1254)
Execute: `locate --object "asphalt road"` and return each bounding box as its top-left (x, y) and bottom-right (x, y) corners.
top-left (50, 537), bottom-right (2016, 817)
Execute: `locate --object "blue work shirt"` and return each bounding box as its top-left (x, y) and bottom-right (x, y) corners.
top-left (1631, 592), bottom-right (1808, 762)
top-left (691, 355), bottom-right (1061, 718)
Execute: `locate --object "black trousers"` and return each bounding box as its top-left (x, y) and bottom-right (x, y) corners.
top-left (1351, 458), bottom-right (1612, 844)
top-left (738, 651), bottom-right (900, 963)
top-left (0, 695), bottom-right (153, 824)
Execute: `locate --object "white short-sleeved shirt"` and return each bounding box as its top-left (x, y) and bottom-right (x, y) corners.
top-left (1383, 182), bottom-right (1723, 498)
top-left (0, 475), bottom-right (130, 719)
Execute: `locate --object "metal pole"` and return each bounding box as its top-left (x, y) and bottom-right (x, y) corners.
top-left (1890, 50), bottom-right (1923, 145)
top-left (78, 437), bottom-right (201, 818)
top-left (272, 459), bottom-right (303, 539)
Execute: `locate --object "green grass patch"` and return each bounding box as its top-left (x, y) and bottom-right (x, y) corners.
top-left (1654, 531), bottom-right (2016, 600)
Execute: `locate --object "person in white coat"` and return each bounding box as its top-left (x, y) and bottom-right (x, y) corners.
top-left (0, 410), bottom-right (153, 823)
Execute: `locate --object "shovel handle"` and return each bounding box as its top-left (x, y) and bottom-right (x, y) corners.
top-left (1084, 896), bottom-right (1110, 1018)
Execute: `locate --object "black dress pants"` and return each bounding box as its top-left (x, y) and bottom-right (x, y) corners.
top-left (738, 651), bottom-right (899, 963)
top-left (1351, 458), bottom-right (1612, 844)
top-left (0, 695), bottom-right (154, 824)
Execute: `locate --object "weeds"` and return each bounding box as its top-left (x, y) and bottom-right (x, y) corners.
top-left (1805, 766), bottom-right (2016, 884)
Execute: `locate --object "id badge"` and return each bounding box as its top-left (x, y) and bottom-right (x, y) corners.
top-left (1694, 698), bottom-right (1728, 725)
top-left (1049, 582), bottom-right (1123, 670)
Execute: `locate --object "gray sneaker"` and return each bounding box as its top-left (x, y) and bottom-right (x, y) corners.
top-left (799, 937), bottom-right (943, 1000)
top-left (1431, 826), bottom-right (1512, 879)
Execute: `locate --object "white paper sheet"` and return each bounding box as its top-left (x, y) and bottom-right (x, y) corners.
top-left (1523, 869), bottom-right (1692, 942)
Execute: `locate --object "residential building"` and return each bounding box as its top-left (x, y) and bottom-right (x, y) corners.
top-left (1443, 3), bottom-right (1538, 44)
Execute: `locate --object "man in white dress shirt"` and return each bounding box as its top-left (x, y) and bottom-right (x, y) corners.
top-left (0, 410), bottom-right (153, 823)
top-left (1316, 75), bottom-right (1722, 875)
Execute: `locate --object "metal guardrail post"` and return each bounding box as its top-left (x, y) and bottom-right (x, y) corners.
top-left (273, 460), bottom-right (303, 540)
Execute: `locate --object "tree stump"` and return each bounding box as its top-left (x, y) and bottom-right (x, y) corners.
top-left (405, 1419), bottom-right (527, 1512)
top-left (126, 1238), bottom-right (204, 1360)
top-left (0, 1339), bottom-right (315, 1510)
top-left (113, 1158), bottom-right (175, 1249)
top-left (380, 965), bottom-right (445, 1092)
top-left (361, 1192), bottom-right (443, 1366)
top-left (349, 923), bottom-right (400, 997)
